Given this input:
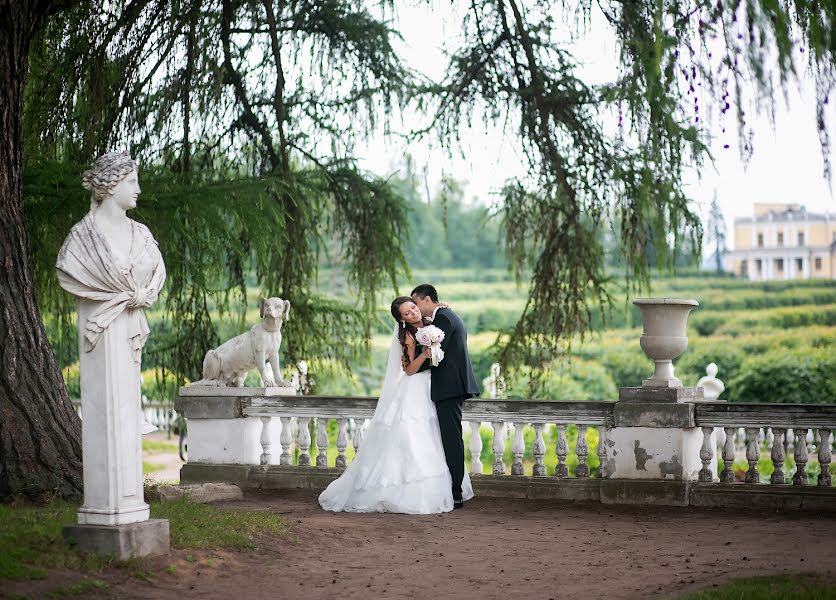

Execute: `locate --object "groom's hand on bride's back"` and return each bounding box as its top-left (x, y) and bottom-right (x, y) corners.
top-left (423, 303), bottom-right (451, 323)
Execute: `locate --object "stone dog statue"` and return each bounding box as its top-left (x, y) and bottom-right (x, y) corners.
top-left (191, 297), bottom-right (292, 387)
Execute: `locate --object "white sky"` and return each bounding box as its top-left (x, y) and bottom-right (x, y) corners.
top-left (351, 3), bottom-right (836, 252)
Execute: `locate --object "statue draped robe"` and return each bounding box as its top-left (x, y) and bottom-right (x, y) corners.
top-left (56, 213), bottom-right (166, 524)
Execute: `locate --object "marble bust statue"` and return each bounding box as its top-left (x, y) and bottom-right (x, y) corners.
top-left (56, 151), bottom-right (166, 526)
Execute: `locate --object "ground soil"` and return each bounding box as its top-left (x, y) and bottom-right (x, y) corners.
top-left (4, 489), bottom-right (836, 600)
top-left (142, 432), bottom-right (184, 484)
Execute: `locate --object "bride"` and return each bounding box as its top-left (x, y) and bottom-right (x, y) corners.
top-left (318, 296), bottom-right (474, 514)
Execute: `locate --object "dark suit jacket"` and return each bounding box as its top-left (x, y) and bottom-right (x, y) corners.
top-left (418, 307), bottom-right (481, 403)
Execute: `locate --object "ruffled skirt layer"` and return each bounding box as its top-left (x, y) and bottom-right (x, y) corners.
top-left (319, 372), bottom-right (473, 514)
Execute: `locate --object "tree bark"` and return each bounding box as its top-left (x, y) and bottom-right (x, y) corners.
top-left (0, 0), bottom-right (83, 500)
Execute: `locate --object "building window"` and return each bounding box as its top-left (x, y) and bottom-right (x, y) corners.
top-left (795, 258), bottom-right (803, 273)
top-left (798, 232), bottom-right (805, 246)
top-left (815, 257), bottom-right (823, 271)
top-left (757, 233), bottom-right (764, 248)
top-left (755, 259), bottom-right (762, 274)
top-left (776, 258), bottom-right (784, 272)
top-left (777, 232), bottom-right (784, 246)
top-left (740, 260), bottom-right (748, 277)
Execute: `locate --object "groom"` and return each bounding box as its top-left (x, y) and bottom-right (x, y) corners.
top-left (412, 284), bottom-right (480, 508)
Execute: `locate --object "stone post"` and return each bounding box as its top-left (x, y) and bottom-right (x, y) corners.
top-left (603, 298), bottom-right (717, 506)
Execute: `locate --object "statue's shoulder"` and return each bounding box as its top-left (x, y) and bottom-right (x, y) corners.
top-left (62, 214), bottom-right (96, 246)
top-left (130, 219), bottom-right (159, 245)
top-left (69, 213), bottom-right (95, 234)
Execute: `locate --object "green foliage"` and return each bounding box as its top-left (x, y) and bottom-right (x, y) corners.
top-left (150, 498), bottom-right (289, 550)
top-left (601, 349), bottom-right (651, 390)
top-left (23, 0), bottom-right (414, 383)
top-left (675, 575), bottom-right (836, 600)
top-left (0, 501), bottom-right (109, 581)
top-left (692, 304), bottom-right (836, 337)
top-left (506, 359), bottom-right (617, 400)
top-left (305, 359), bottom-right (366, 397)
top-left (19, 0), bottom-right (836, 391)
top-left (60, 363), bottom-right (80, 400)
top-left (728, 347), bottom-right (836, 404)
top-left (0, 497), bottom-right (290, 582)
top-left (46, 578), bottom-right (109, 597)
top-left (675, 342), bottom-right (745, 398)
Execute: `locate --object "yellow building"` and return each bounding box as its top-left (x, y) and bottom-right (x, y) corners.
top-left (726, 203), bottom-right (836, 280)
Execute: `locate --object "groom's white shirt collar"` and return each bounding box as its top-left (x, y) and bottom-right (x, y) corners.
top-left (430, 305), bottom-right (442, 323)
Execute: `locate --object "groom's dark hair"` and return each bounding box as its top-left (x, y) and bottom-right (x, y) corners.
top-left (411, 283), bottom-right (438, 303)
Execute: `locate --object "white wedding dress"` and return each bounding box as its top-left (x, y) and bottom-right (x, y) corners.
top-left (318, 327), bottom-right (474, 514)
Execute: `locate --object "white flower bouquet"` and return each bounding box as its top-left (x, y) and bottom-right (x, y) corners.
top-left (415, 325), bottom-right (445, 366)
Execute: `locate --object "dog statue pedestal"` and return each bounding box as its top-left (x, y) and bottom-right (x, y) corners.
top-left (176, 386), bottom-right (295, 465)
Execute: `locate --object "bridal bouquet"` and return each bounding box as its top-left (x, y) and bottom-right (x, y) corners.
top-left (415, 325), bottom-right (445, 366)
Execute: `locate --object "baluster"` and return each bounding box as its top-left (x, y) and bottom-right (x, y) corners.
top-left (316, 417), bottom-right (329, 468)
top-left (596, 426), bottom-right (608, 479)
top-left (818, 429), bottom-right (832, 487)
top-left (259, 416), bottom-right (272, 466)
top-left (492, 421), bottom-right (506, 475)
top-left (555, 425), bottom-right (569, 478)
top-left (335, 418), bottom-right (349, 469)
top-left (532, 423), bottom-right (546, 477)
top-left (575, 425), bottom-right (590, 478)
top-left (806, 429), bottom-right (815, 454)
top-left (469, 422), bottom-right (483, 475)
top-left (721, 427), bottom-right (736, 483)
top-left (793, 427), bottom-right (809, 485)
top-left (352, 418), bottom-right (366, 454)
top-left (770, 428), bottom-right (785, 484)
top-left (279, 417), bottom-right (293, 465)
top-left (511, 422), bottom-right (525, 475)
top-left (765, 427), bottom-right (774, 451)
top-left (698, 427), bottom-right (713, 482)
top-left (785, 428), bottom-right (795, 454)
top-left (744, 427), bottom-right (760, 483)
top-left (297, 417), bottom-right (312, 466)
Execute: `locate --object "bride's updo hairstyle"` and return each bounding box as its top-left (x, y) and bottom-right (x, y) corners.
top-left (82, 151), bottom-right (138, 211)
top-left (391, 296), bottom-right (418, 367)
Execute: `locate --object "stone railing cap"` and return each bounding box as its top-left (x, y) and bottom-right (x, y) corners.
top-left (633, 298), bottom-right (699, 306)
top-left (179, 386), bottom-right (296, 398)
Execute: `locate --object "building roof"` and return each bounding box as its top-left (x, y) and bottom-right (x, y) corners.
top-left (734, 203), bottom-right (832, 224)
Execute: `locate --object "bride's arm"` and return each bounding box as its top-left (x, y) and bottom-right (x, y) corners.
top-left (403, 334), bottom-right (431, 376)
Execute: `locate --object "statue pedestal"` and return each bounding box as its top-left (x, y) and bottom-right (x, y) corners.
top-left (606, 386), bottom-right (717, 486)
top-left (63, 519), bottom-right (169, 560)
top-left (75, 304), bottom-right (149, 526)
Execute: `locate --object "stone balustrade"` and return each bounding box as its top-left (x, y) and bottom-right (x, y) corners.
top-left (174, 388), bottom-right (836, 511)
top-left (693, 402), bottom-right (836, 487)
top-left (242, 396), bottom-right (614, 478)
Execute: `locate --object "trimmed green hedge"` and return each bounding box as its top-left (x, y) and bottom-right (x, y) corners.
top-left (728, 347), bottom-right (836, 404)
top-left (506, 359), bottom-right (617, 401)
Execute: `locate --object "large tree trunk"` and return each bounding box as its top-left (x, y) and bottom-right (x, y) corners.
top-left (0, 1), bottom-right (83, 500)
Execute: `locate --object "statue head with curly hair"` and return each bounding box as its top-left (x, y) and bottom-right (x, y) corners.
top-left (81, 151), bottom-right (139, 212)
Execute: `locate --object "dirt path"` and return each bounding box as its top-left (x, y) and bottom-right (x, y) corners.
top-left (5, 490), bottom-right (836, 599)
top-left (142, 432), bottom-right (183, 484)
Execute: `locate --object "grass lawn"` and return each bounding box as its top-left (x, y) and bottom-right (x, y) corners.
top-left (0, 496), bottom-right (290, 583)
top-left (675, 575), bottom-right (836, 599)
top-left (142, 438), bottom-right (178, 453)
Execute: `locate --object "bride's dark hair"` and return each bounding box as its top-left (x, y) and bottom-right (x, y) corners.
top-left (391, 296), bottom-right (419, 367)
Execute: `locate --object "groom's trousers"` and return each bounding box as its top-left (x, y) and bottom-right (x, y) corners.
top-left (436, 396), bottom-right (465, 502)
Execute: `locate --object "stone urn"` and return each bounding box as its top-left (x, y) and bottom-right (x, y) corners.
top-left (633, 298), bottom-right (699, 387)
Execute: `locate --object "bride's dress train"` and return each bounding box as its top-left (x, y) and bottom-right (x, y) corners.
top-left (318, 329), bottom-right (474, 514)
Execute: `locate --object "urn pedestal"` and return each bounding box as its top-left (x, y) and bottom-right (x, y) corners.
top-left (605, 298), bottom-right (717, 499)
